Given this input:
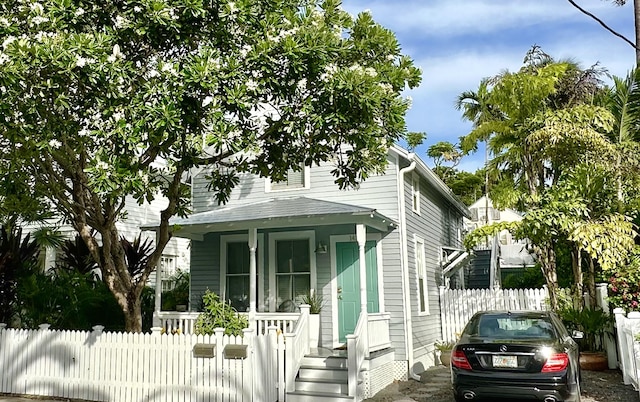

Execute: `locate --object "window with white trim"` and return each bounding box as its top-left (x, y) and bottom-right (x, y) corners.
top-left (275, 239), bottom-right (311, 310)
top-left (160, 256), bottom-right (177, 292)
top-left (225, 241), bottom-right (251, 312)
top-left (415, 237), bottom-right (428, 313)
top-left (411, 174), bottom-right (420, 214)
top-left (266, 166), bottom-right (310, 192)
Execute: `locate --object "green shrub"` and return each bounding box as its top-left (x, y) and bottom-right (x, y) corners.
top-left (195, 290), bottom-right (248, 336)
top-left (161, 270), bottom-right (190, 311)
top-left (558, 306), bottom-right (612, 352)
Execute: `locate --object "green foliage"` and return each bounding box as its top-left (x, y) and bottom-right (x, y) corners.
top-left (0, 226), bottom-right (40, 324)
top-left (17, 268), bottom-right (125, 331)
top-left (463, 221), bottom-right (519, 250)
top-left (0, 0), bottom-right (421, 331)
top-left (608, 248), bottom-right (640, 311)
top-left (195, 290), bottom-right (248, 336)
top-left (435, 340), bottom-right (456, 351)
top-left (405, 132), bottom-right (425, 152)
top-left (502, 265), bottom-right (546, 289)
top-left (427, 141), bottom-right (462, 168)
top-left (300, 290), bottom-right (325, 314)
top-left (161, 270), bottom-right (190, 311)
top-left (558, 306), bottom-right (613, 352)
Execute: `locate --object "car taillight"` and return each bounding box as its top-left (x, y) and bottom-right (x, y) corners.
top-left (451, 349), bottom-right (472, 370)
top-left (541, 353), bottom-right (569, 372)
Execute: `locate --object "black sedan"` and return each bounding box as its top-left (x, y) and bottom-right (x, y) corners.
top-left (451, 310), bottom-right (582, 402)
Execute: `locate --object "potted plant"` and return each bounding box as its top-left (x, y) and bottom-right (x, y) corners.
top-left (435, 340), bottom-right (456, 367)
top-left (559, 306), bottom-right (612, 371)
top-left (301, 290), bottom-right (324, 348)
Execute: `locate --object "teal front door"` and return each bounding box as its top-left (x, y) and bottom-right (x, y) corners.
top-left (336, 241), bottom-right (379, 342)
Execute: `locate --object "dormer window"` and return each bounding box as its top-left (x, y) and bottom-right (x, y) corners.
top-left (266, 166), bottom-right (310, 192)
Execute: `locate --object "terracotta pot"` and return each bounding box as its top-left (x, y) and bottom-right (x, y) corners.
top-left (579, 352), bottom-right (608, 371)
top-left (439, 350), bottom-right (452, 367)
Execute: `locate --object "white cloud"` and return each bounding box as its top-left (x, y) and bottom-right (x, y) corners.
top-left (344, 0), bottom-right (622, 38)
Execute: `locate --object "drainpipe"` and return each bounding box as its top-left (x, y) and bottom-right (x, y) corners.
top-left (398, 154), bottom-right (420, 381)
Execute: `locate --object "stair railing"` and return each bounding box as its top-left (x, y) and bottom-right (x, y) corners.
top-left (283, 304), bottom-right (310, 393)
top-left (347, 311), bottom-right (368, 399)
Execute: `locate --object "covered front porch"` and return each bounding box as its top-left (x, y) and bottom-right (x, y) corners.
top-left (147, 197), bottom-right (397, 351)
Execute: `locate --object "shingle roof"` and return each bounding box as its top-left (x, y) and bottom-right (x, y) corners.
top-left (142, 197), bottom-right (396, 239)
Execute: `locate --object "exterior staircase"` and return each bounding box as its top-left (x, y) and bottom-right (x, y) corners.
top-left (285, 349), bottom-right (355, 402)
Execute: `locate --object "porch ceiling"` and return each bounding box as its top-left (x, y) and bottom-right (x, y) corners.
top-left (142, 197), bottom-right (397, 240)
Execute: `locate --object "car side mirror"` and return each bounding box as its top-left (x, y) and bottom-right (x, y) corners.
top-left (572, 330), bottom-right (584, 339)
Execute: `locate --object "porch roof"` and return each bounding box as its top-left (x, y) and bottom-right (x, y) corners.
top-left (142, 197), bottom-right (396, 240)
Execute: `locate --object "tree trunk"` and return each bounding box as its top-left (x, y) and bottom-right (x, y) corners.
top-left (571, 247), bottom-right (584, 309)
top-left (538, 242), bottom-right (560, 310)
top-left (124, 289), bottom-right (144, 333)
top-left (587, 257), bottom-right (597, 308)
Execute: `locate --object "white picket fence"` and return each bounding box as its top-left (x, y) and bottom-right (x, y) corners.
top-left (0, 323), bottom-right (280, 402)
top-left (439, 286), bottom-right (549, 341)
top-left (614, 309), bottom-right (640, 394)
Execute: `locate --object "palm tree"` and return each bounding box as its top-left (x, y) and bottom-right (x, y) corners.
top-left (603, 67), bottom-right (640, 210)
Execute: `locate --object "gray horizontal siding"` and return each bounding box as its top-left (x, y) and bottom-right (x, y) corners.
top-left (191, 158), bottom-right (400, 221)
top-left (189, 233), bottom-right (220, 310)
top-left (404, 172), bottom-right (465, 356)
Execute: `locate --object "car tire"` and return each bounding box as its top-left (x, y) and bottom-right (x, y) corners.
top-left (453, 392), bottom-right (465, 402)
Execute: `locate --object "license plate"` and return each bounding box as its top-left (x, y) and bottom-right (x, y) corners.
top-left (493, 355), bottom-right (517, 368)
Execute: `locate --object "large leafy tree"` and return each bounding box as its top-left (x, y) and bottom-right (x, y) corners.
top-left (0, 0), bottom-right (420, 331)
top-left (460, 48), bottom-right (636, 309)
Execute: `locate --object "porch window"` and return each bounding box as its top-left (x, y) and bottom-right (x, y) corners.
top-left (226, 242), bottom-right (251, 312)
top-left (160, 255), bottom-right (177, 292)
top-left (415, 236), bottom-right (429, 313)
top-left (275, 239), bottom-right (311, 310)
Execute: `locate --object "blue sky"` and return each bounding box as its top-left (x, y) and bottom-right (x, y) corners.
top-left (342, 0), bottom-right (636, 172)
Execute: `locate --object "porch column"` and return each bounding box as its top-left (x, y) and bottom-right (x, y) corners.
top-left (248, 227), bottom-right (258, 318)
top-left (356, 224), bottom-right (368, 313)
top-left (153, 230), bottom-right (162, 327)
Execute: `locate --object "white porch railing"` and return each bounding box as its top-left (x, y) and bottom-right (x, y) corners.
top-left (253, 312), bottom-right (299, 335)
top-left (347, 311), bottom-right (368, 401)
top-left (367, 312), bottom-right (391, 353)
top-left (155, 311), bottom-right (300, 335)
top-left (614, 308), bottom-right (640, 392)
top-left (155, 311), bottom-right (200, 334)
top-left (284, 305), bottom-right (310, 393)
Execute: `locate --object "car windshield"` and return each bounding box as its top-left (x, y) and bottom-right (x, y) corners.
top-left (466, 313), bottom-right (555, 339)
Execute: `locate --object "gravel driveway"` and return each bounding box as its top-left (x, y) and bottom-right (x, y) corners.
top-left (366, 366), bottom-right (639, 402)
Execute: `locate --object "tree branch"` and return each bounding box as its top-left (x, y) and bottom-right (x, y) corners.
top-left (566, 0), bottom-right (640, 51)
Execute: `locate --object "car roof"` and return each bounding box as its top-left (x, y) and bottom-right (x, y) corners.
top-left (472, 310), bottom-right (553, 317)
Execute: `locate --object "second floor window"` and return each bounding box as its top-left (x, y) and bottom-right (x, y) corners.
top-left (412, 174), bottom-right (421, 214)
top-left (266, 166), bottom-right (310, 192)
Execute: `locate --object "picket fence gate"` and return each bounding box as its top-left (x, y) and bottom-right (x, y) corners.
top-left (0, 323), bottom-right (279, 402)
top-left (439, 286), bottom-right (549, 341)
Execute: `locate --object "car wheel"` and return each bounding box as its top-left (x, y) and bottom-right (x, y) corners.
top-left (453, 392), bottom-right (465, 402)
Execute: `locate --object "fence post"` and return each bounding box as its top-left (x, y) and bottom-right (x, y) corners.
top-left (277, 330), bottom-right (285, 402)
top-left (0, 323), bottom-right (5, 330)
top-left (596, 283), bottom-right (618, 369)
top-left (243, 328), bottom-right (255, 402)
top-left (614, 308), bottom-right (631, 384)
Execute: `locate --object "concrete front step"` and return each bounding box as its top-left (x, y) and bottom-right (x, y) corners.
top-left (301, 355), bottom-right (348, 369)
top-left (285, 390), bottom-right (355, 402)
top-left (294, 377), bottom-right (349, 393)
top-left (298, 365), bottom-right (348, 381)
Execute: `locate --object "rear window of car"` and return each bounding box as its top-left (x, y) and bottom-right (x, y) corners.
top-left (465, 313), bottom-right (556, 339)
